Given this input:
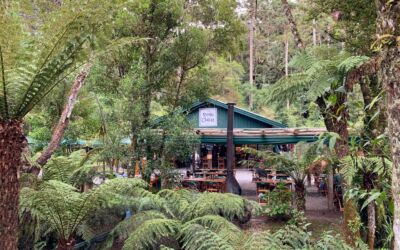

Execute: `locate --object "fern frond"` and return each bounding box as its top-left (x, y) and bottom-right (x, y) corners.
top-left (96, 210), bottom-right (169, 250)
top-left (13, 34), bottom-right (90, 118)
top-left (180, 223), bottom-right (234, 250)
top-left (340, 155), bottom-right (392, 185)
top-left (122, 219), bottom-right (181, 250)
top-left (314, 232), bottom-right (354, 250)
top-left (268, 46), bottom-right (365, 106)
top-left (266, 73), bottom-right (311, 104)
top-left (185, 215), bottom-right (242, 246)
top-left (186, 192), bottom-right (247, 221)
top-left (91, 178), bottom-right (149, 208)
top-left (338, 56), bottom-right (369, 74)
top-left (244, 225), bottom-right (311, 250)
top-left (132, 190), bottom-right (177, 218)
top-left (19, 180), bottom-right (85, 239)
top-left (244, 231), bottom-right (284, 250)
top-left (157, 189), bottom-right (192, 218)
top-left (289, 51), bottom-right (315, 70)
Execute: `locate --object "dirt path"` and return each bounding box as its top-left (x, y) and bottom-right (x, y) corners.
top-left (236, 169), bottom-right (342, 236)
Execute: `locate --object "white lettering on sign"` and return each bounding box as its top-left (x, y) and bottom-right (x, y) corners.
top-left (199, 108), bottom-right (218, 127)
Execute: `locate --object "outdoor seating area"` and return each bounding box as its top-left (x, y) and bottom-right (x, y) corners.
top-left (252, 170), bottom-right (293, 200)
top-left (182, 167), bottom-right (228, 192)
top-left (182, 177), bottom-right (226, 192)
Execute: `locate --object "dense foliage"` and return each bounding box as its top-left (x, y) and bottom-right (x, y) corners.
top-left (0, 0), bottom-right (398, 249)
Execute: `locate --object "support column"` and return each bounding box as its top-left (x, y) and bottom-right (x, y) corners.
top-left (226, 103), bottom-right (241, 195)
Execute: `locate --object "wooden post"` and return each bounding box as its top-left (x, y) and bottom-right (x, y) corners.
top-left (226, 103), bottom-right (241, 195)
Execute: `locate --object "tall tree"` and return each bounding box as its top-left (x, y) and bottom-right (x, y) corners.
top-left (280, 0), bottom-right (304, 50)
top-left (36, 63), bottom-right (92, 167)
top-left (106, 0), bottom-right (244, 165)
top-left (308, 1), bottom-right (387, 247)
top-left (248, 0), bottom-right (257, 110)
top-left (375, 1), bottom-right (400, 248)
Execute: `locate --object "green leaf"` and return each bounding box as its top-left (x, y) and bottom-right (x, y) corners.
top-left (361, 191), bottom-right (382, 211)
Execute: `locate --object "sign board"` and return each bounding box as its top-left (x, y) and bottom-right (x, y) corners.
top-left (199, 108), bottom-right (218, 127)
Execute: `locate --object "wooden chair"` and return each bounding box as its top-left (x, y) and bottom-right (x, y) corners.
top-left (258, 190), bottom-right (269, 204)
top-left (218, 159), bottom-right (225, 169)
top-left (206, 181), bottom-right (222, 192)
top-left (182, 180), bottom-right (198, 190)
top-left (256, 183), bottom-right (270, 195)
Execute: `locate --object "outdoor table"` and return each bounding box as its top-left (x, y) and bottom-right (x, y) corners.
top-left (253, 178), bottom-right (293, 191)
top-left (194, 169), bottom-right (227, 178)
top-left (182, 177), bottom-right (226, 192)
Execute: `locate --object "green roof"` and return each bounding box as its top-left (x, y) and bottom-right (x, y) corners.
top-left (187, 99), bottom-right (287, 128)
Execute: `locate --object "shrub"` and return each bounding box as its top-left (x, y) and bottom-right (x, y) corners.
top-left (260, 186), bottom-right (293, 220)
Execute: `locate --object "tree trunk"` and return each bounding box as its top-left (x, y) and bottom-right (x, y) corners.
top-left (285, 37), bottom-right (290, 110)
top-left (281, 0), bottom-right (304, 50)
top-left (367, 201), bottom-right (376, 249)
top-left (316, 96), bottom-right (360, 244)
top-left (295, 184), bottom-right (306, 211)
top-left (248, 0), bottom-right (256, 110)
top-left (375, 1), bottom-right (400, 248)
top-left (327, 169), bottom-right (334, 210)
top-left (57, 238), bottom-right (75, 250)
top-left (312, 19), bottom-right (317, 46)
top-left (0, 120), bottom-right (27, 250)
top-left (36, 63), bottom-right (92, 166)
top-left (315, 92), bottom-right (349, 217)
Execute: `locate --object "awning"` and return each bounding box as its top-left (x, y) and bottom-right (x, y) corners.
top-left (196, 128), bottom-right (326, 145)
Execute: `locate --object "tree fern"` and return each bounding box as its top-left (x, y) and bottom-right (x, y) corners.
top-left (186, 192), bottom-right (248, 221)
top-left (156, 189), bottom-right (192, 218)
top-left (98, 188), bottom-right (257, 249)
top-left (264, 46), bottom-right (370, 106)
top-left (243, 225), bottom-right (353, 250)
top-left (111, 211), bottom-right (167, 240)
top-left (180, 223), bottom-right (234, 250)
top-left (184, 215), bottom-right (242, 246)
top-left (41, 149), bottom-right (99, 188)
top-left (122, 219), bottom-right (181, 250)
top-left (20, 178), bottom-right (149, 245)
top-left (340, 155), bottom-right (392, 186)
top-left (0, 0), bottom-right (118, 120)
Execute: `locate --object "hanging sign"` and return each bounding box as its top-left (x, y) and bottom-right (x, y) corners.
top-left (199, 108), bottom-right (218, 127)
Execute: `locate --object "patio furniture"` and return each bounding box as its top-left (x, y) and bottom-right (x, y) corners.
top-left (182, 177), bottom-right (226, 192)
top-left (182, 180), bottom-right (198, 190)
top-left (256, 181), bottom-right (271, 195)
top-left (205, 181), bottom-right (223, 192)
top-left (218, 157), bottom-right (225, 169)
